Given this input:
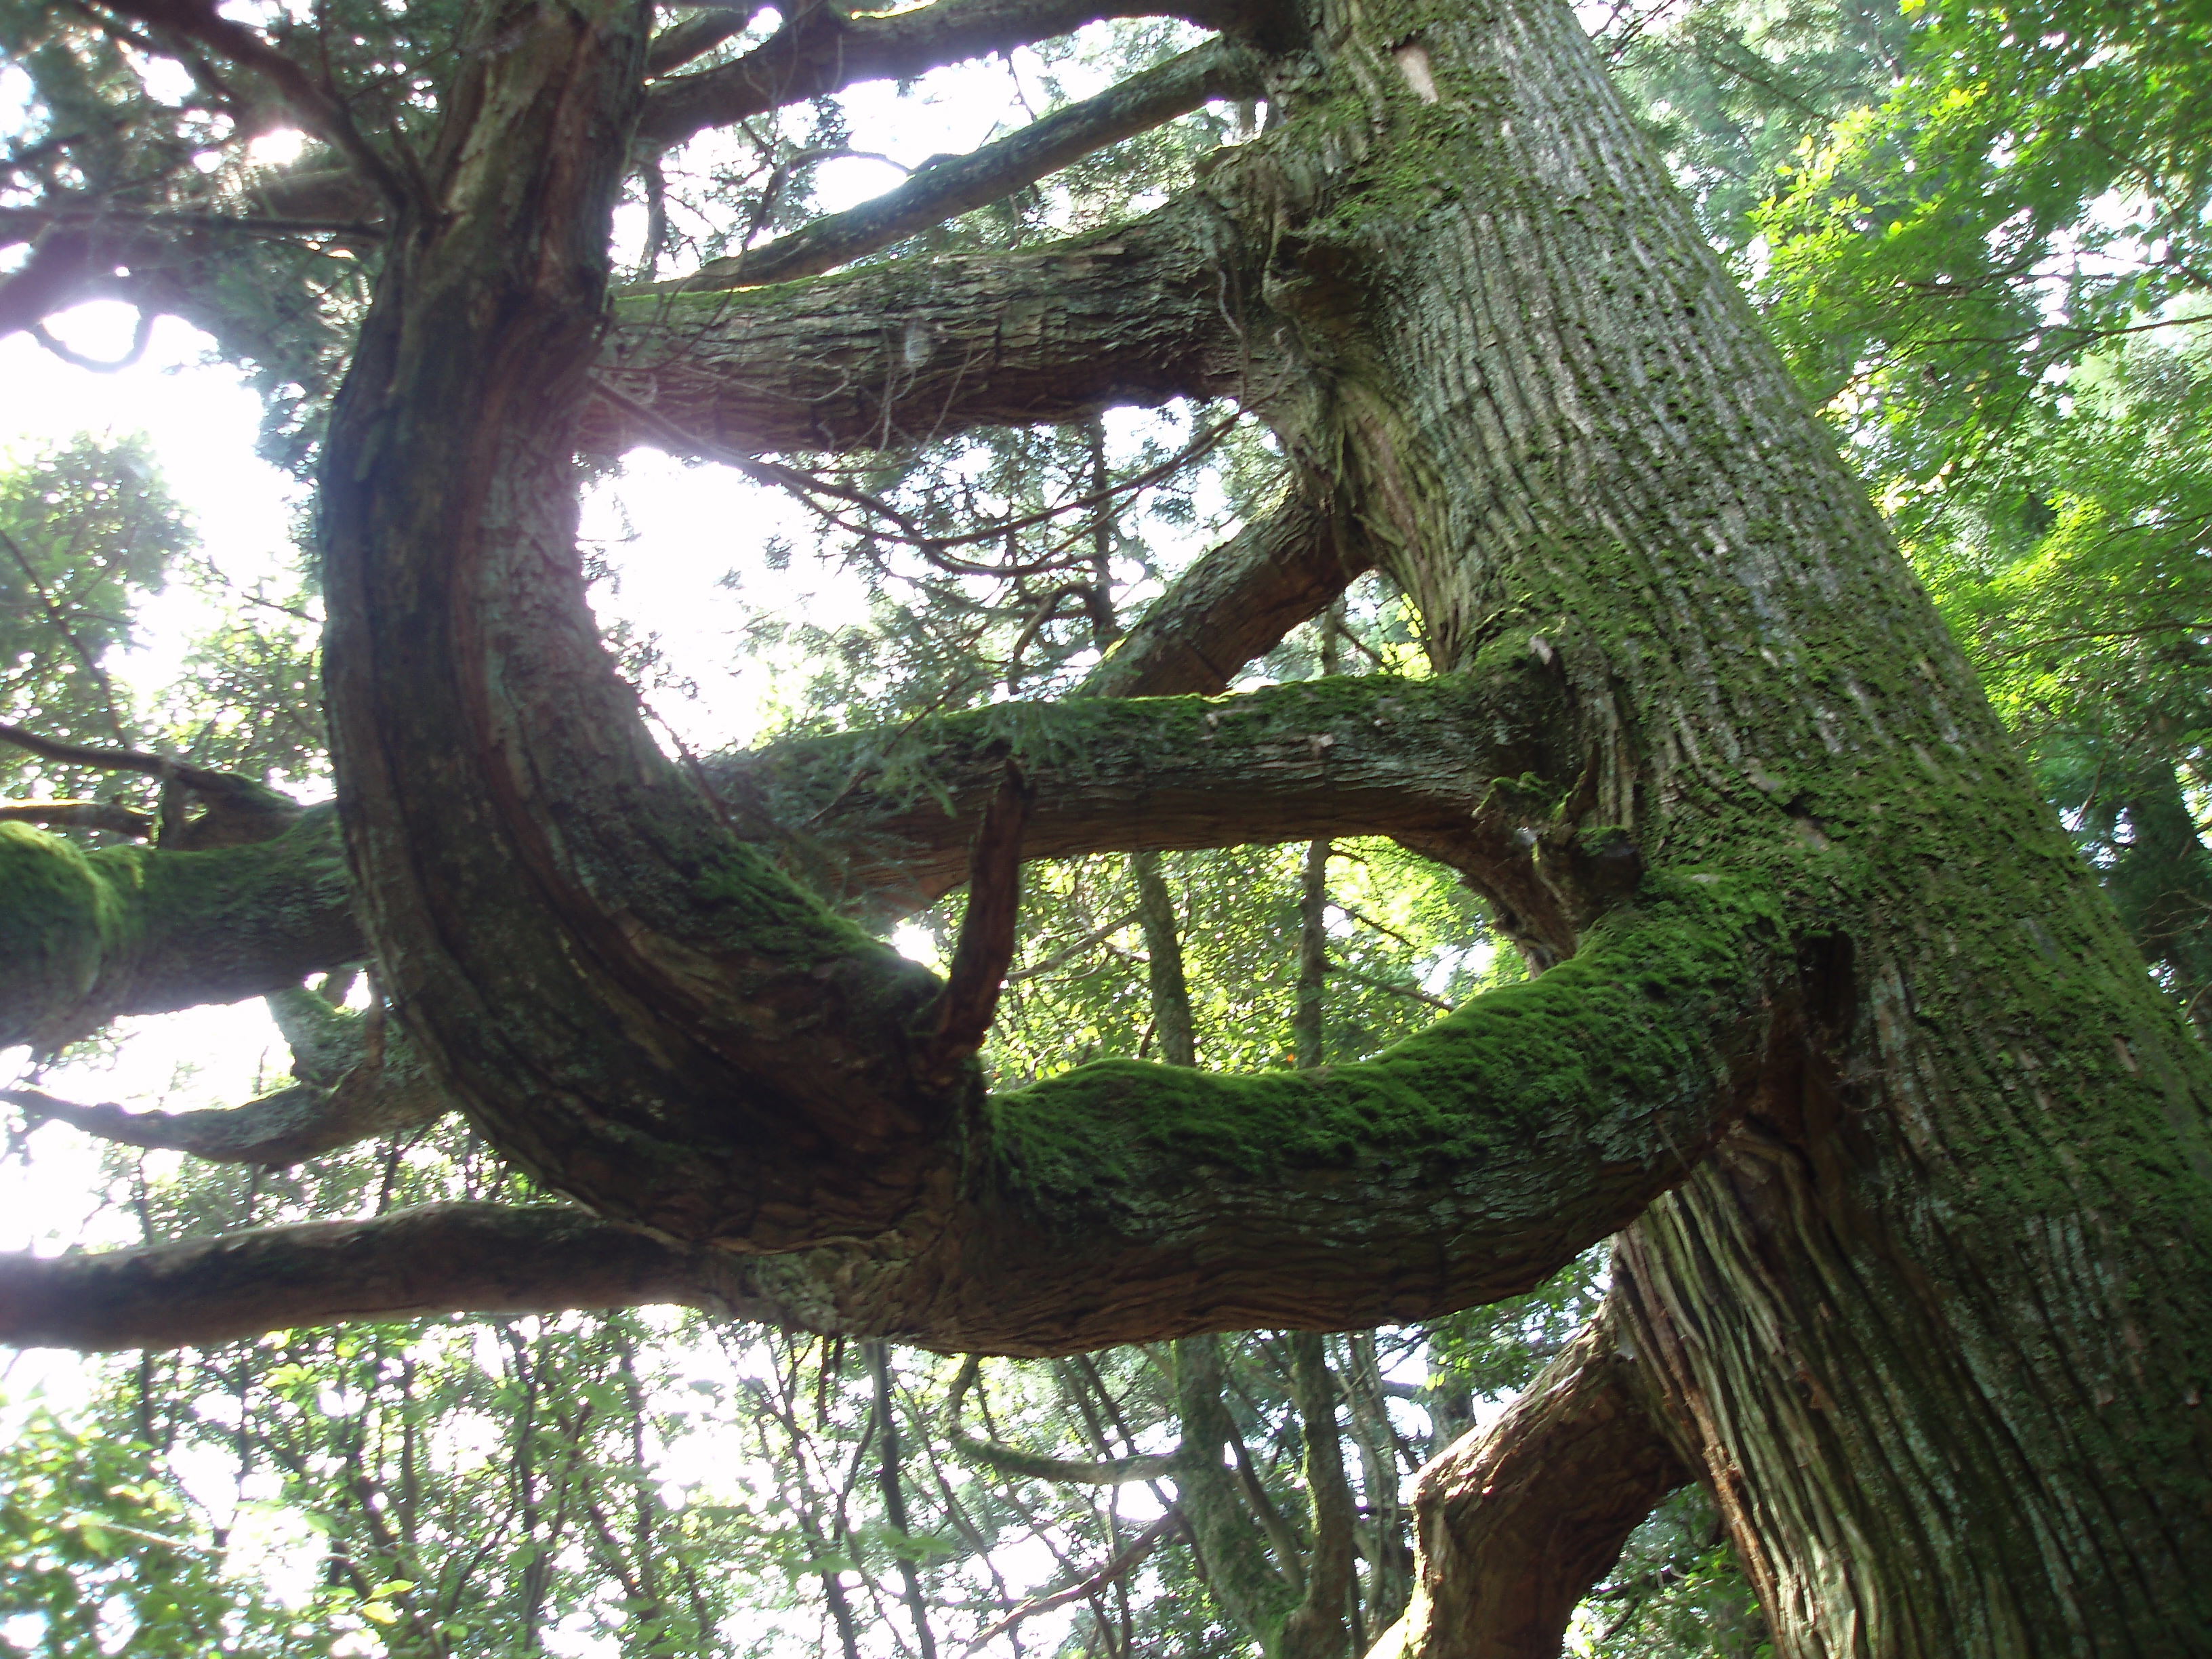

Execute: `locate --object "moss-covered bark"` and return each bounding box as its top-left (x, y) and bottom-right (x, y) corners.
top-left (1225, 0), bottom-right (2212, 1650)
top-left (0, 805), bottom-right (357, 1050)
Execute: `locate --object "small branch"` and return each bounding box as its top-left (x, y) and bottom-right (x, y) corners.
top-left (30, 308), bottom-right (154, 371)
top-left (649, 37), bottom-right (1261, 291)
top-left (5, 1029), bottom-right (445, 1166)
top-left (1330, 959), bottom-right (1453, 1012)
top-left (1008, 905), bottom-right (1144, 982)
top-left (0, 203), bottom-right (384, 241)
top-left (965, 1506), bottom-right (1184, 1650)
top-left (645, 3), bottom-right (767, 77)
top-left (0, 720), bottom-right (300, 845)
top-left (942, 1356), bottom-right (1195, 1485)
top-left (93, 0), bottom-right (409, 204)
top-left (931, 760), bottom-right (1031, 1059)
top-left (0, 527), bottom-right (134, 745)
top-left (638, 0), bottom-right (1234, 148)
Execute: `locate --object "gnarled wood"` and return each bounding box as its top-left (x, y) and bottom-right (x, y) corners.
top-left (1376, 1298), bottom-right (1689, 1659)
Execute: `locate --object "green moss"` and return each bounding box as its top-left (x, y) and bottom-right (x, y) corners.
top-left (0, 823), bottom-right (121, 1040)
top-left (987, 872), bottom-right (1771, 1217)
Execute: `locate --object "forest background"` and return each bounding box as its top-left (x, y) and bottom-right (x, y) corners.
top-left (2, 0), bottom-right (2209, 1654)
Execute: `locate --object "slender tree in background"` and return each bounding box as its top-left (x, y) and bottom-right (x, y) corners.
top-left (4, 1), bottom-right (2212, 1655)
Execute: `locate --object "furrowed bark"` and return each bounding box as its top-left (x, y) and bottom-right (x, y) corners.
top-left (588, 201), bottom-right (1266, 458)
top-left (319, 0), bottom-right (972, 1250)
top-left (644, 37), bottom-right (1265, 292)
top-left (1375, 1299), bottom-right (1690, 1659)
top-left (0, 807), bottom-right (360, 1051)
top-left (636, 0), bottom-right (1229, 148)
top-left (1244, 0), bottom-right (2212, 1647)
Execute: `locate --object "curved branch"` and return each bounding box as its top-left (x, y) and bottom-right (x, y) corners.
top-left (647, 38), bottom-right (1264, 293)
top-left (943, 1355), bottom-right (1196, 1484)
top-left (637, 0), bottom-right (1232, 149)
top-left (590, 199), bottom-right (1267, 458)
top-left (1374, 1297), bottom-right (1692, 1659)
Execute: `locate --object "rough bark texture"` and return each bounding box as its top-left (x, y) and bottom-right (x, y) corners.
top-left (1241, 1), bottom-right (2212, 1651)
top-left (588, 201), bottom-right (1267, 459)
top-left (1377, 1299), bottom-right (1689, 1659)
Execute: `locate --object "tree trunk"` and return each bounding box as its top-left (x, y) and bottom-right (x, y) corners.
top-left (1235, 1), bottom-right (2212, 1652)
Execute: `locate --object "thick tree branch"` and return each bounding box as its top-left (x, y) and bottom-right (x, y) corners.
top-left (646, 38), bottom-right (1264, 293)
top-left (5, 884), bottom-right (1782, 1355)
top-left (1373, 1298), bottom-right (1692, 1659)
top-left (0, 806), bottom-right (361, 1051)
top-left (590, 200), bottom-right (1268, 457)
top-left (636, 0), bottom-right (1232, 149)
top-left (0, 1202), bottom-right (785, 1351)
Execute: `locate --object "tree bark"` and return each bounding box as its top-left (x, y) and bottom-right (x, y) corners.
top-left (13, 0), bottom-right (2212, 1648)
top-left (1225, 0), bottom-right (2212, 1650)
top-left (1376, 1298), bottom-right (1689, 1659)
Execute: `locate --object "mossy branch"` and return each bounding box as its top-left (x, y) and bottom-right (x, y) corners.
top-left (0, 806), bottom-right (361, 1050)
